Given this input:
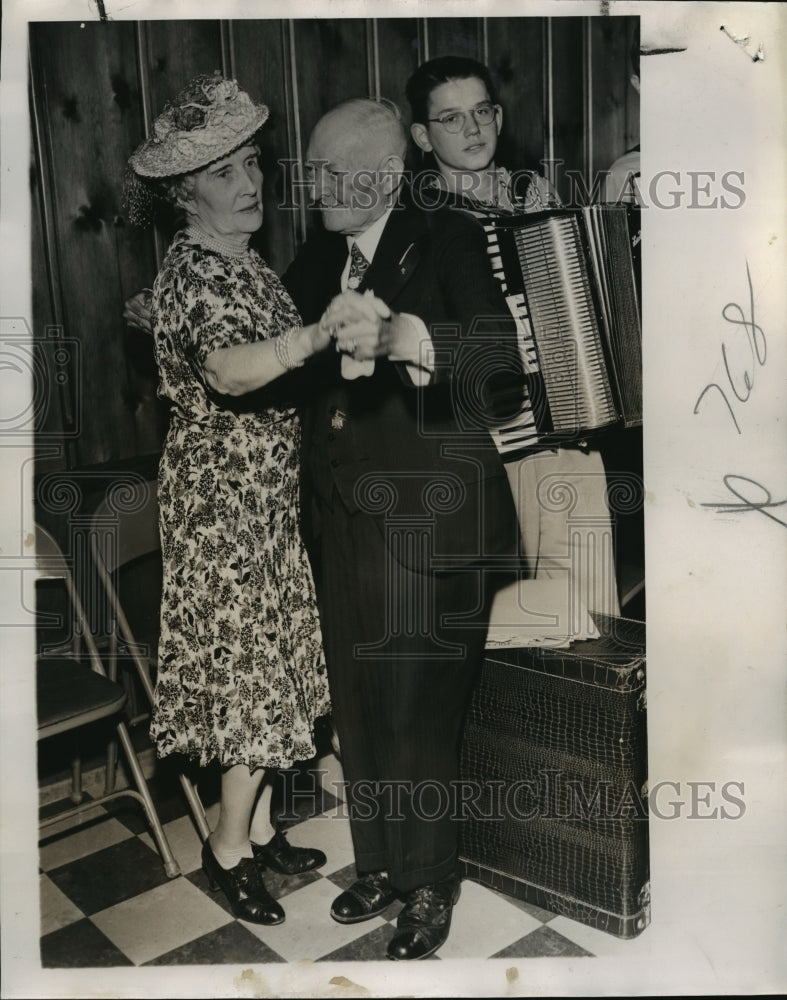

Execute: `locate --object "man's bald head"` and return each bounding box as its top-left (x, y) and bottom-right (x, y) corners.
top-left (306, 98), bottom-right (407, 235)
top-left (311, 99), bottom-right (407, 168)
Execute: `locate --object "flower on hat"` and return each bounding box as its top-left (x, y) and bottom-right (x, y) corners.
top-left (128, 73), bottom-right (269, 180)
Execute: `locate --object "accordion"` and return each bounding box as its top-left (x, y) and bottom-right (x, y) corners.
top-left (482, 205), bottom-right (642, 457)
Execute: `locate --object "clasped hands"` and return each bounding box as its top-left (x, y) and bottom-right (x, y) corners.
top-left (319, 289), bottom-right (397, 363)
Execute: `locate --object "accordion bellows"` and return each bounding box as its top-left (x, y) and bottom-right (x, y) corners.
top-left (459, 615), bottom-right (649, 939)
top-left (487, 206), bottom-right (642, 457)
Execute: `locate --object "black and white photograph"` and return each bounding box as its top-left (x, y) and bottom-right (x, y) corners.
top-left (1, 2), bottom-right (784, 997)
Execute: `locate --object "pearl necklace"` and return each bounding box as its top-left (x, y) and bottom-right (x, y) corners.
top-left (186, 224), bottom-right (251, 259)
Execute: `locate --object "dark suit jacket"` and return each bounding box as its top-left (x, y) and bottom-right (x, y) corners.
top-left (282, 186), bottom-right (522, 572)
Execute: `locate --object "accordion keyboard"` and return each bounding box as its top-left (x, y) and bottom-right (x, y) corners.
top-left (477, 218), bottom-right (544, 454)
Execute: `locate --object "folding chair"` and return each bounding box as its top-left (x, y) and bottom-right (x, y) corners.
top-left (35, 524), bottom-right (180, 877)
top-left (89, 480), bottom-right (211, 842)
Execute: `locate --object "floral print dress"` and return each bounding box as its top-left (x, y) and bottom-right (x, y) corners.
top-left (149, 229), bottom-right (328, 770)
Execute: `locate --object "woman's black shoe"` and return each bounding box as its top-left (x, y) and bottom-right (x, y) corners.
top-left (202, 841), bottom-right (285, 924)
top-left (251, 829), bottom-right (327, 875)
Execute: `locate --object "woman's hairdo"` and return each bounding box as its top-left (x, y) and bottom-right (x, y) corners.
top-left (123, 160), bottom-right (199, 227)
top-left (405, 56), bottom-right (498, 125)
top-left (161, 173), bottom-right (198, 210)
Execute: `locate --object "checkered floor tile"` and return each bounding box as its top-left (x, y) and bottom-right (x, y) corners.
top-left (39, 752), bottom-right (611, 966)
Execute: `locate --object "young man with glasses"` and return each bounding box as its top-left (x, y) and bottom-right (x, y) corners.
top-left (407, 55), bottom-right (559, 213)
top-left (406, 56), bottom-right (621, 619)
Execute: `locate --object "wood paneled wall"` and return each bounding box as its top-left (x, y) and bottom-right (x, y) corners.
top-left (30, 16), bottom-right (638, 474)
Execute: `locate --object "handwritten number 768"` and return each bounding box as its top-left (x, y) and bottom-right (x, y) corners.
top-left (693, 263), bottom-right (785, 530)
top-left (693, 261), bottom-right (766, 433)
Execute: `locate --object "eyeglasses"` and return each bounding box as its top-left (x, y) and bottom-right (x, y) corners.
top-left (427, 103), bottom-right (499, 134)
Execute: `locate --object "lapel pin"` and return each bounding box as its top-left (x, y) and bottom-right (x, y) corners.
top-left (397, 243), bottom-right (415, 275)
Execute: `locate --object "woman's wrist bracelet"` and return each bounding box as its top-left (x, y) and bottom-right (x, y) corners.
top-left (274, 327), bottom-right (305, 370)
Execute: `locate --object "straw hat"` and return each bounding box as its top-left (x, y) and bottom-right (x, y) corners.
top-left (129, 73), bottom-right (269, 179)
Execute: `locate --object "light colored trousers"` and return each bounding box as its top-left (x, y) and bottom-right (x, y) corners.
top-left (504, 446), bottom-right (621, 618)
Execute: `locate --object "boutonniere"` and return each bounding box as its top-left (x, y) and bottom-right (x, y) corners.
top-left (330, 407), bottom-right (347, 430)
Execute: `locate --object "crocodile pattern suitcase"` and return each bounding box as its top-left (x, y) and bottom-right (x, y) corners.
top-left (459, 615), bottom-right (649, 938)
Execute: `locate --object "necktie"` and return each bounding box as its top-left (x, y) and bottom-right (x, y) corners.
top-left (341, 242), bottom-right (375, 379)
top-left (347, 242), bottom-right (370, 290)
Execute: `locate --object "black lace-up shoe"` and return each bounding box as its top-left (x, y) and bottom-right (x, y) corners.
top-left (251, 829), bottom-right (327, 875)
top-left (386, 875), bottom-right (461, 960)
top-left (202, 841), bottom-right (285, 924)
top-left (330, 870), bottom-right (399, 924)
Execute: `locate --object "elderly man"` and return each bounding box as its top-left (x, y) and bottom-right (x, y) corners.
top-left (279, 97), bottom-right (521, 960)
top-left (126, 96), bottom-right (521, 960)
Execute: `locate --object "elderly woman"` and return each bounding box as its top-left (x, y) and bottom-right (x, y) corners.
top-left (125, 74), bottom-right (331, 924)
